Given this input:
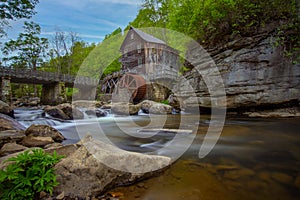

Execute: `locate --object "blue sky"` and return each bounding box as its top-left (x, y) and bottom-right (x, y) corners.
top-left (6, 0), bottom-right (142, 44)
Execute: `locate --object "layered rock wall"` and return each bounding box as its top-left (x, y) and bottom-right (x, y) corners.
top-left (177, 31), bottom-right (300, 111)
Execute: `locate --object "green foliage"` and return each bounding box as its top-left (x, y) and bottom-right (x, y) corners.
top-left (104, 27), bottom-right (122, 40)
top-left (11, 84), bottom-right (42, 98)
top-left (43, 41), bottom-right (96, 75)
top-left (0, 0), bottom-right (39, 38)
top-left (102, 58), bottom-right (121, 78)
top-left (2, 21), bottom-right (48, 69)
top-left (66, 88), bottom-right (78, 100)
top-left (273, 19), bottom-right (300, 64)
top-left (127, 0), bottom-right (299, 64)
top-left (161, 99), bottom-right (169, 105)
top-left (78, 32), bottom-right (125, 78)
top-left (0, 149), bottom-right (63, 200)
top-left (130, 0), bottom-right (298, 43)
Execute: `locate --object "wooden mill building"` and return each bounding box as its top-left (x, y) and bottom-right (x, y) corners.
top-left (119, 27), bottom-right (180, 80)
top-left (102, 27), bottom-right (180, 103)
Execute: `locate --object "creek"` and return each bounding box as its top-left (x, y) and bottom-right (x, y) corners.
top-left (14, 108), bottom-right (300, 200)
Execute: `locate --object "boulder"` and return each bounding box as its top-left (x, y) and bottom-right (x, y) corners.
top-left (57, 103), bottom-right (84, 119)
top-left (140, 100), bottom-right (172, 114)
top-left (72, 100), bottom-right (104, 108)
top-left (22, 136), bottom-right (54, 147)
top-left (101, 103), bottom-right (112, 109)
top-left (54, 136), bottom-right (171, 198)
top-left (0, 144), bottom-right (80, 170)
top-left (44, 106), bottom-right (69, 120)
top-left (44, 144), bottom-right (79, 157)
top-left (44, 143), bottom-right (64, 149)
top-left (0, 130), bottom-right (25, 148)
top-left (0, 113), bottom-right (26, 132)
top-left (0, 100), bottom-right (14, 118)
top-left (168, 94), bottom-right (181, 112)
top-left (85, 109), bottom-right (107, 117)
top-left (0, 148), bottom-right (40, 170)
top-left (111, 103), bottom-right (141, 115)
top-left (25, 124), bottom-right (65, 142)
top-left (44, 103), bottom-right (84, 120)
top-left (27, 97), bottom-right (40, 106)
top-left (0, 143), bottom-right (28, 156)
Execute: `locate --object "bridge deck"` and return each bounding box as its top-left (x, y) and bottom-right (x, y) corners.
top-left (0, 67), bottom-right (98, 87)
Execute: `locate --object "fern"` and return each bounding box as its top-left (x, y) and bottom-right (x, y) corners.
top-left (0, 149), bottom-right (63, 200)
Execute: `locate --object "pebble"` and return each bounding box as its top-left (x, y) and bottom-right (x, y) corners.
top-left (258, 171), bottom-right (271, 182)
top-left (246, 180), bottom-right (268, 191)
top-left (56, 191), bottom-right (65, 200)
top-left (215, 164), bottom-right (240, 171)
top-left (224, 180), bottom-right (243, 191)
top-left (129, 186), bottom-right (135, 192)
top-left (137, 183), bottom-right (145, 188)
top-left (223, 168), bottom-right (255, 180)
top-left (271, 172), bottom-right (293, 185)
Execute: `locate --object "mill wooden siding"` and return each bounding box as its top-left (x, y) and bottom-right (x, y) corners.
top-left (119, 27), bottom-right (180, 78)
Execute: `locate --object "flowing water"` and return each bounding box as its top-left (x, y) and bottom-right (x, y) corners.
top-left (14, 108), bottom-right (300, 200)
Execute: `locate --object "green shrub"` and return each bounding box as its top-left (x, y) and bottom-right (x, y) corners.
top-left (0, 149), bottom-right (63, 200)
top-left (161, 99), bottom-right (169, 105)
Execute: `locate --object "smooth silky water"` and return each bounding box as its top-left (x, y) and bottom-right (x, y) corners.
top-left (14, 108), bottom-right (300, 200)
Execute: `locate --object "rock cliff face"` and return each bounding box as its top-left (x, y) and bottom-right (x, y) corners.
top-left (176, 27), bottom-right (300, 112)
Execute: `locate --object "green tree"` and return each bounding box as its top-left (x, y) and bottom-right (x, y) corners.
top-left (78, 31), bottom-right (125, 78)
top-left (2, 21), bottom-right (49, 69)
top-left (127, 0), bottom-right (169, 29)
top-left (44, 40), bottom-right (96, 75)
top-left (2, 21), bottom-right (48, 96)
top-left (0, 0), bottom-right (39, 38)
top-left (48, 30), bottom-right (80, 74)
top-left (104, 27), bottom-right (122, 40)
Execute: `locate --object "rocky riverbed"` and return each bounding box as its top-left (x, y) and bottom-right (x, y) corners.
top-left (1, 100), bottom-right (300, 199)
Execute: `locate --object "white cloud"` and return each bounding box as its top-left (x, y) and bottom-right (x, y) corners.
top-left (90, 18), bottom-right (122, 28)
top-left (41, 31), bottom-right (56, 36)
top-left (48, 0), bottom-right (141, 10)
top-left (79, 34), bottom-right (104, 39)
top-left (41, 31), bottom-right (104, 40)
top-left (91, 0), bottom-right (142, 6)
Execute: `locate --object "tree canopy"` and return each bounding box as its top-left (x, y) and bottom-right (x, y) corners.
top-left (129, 0), bottom-right (299, 44)
top-left (0, 0), bottom-right (39, 38)
top-left (2, 21), bottom-right (48, 69)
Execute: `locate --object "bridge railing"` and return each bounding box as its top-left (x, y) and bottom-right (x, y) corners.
top-left (0, 66), bottom-right (98, 86)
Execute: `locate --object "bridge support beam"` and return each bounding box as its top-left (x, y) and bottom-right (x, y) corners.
top-left (0, 77), bottom-right (12, 104)
top-left (41, 82), bottom-right (66, 105)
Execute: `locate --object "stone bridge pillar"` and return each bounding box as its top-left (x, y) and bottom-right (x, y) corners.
top-left (0, 77), bottom-right (12, 104)
top-left (41, 82), bottom-right (66, 105)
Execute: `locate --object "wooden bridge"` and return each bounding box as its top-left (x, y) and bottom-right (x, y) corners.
top-left (0, 67), bottom-right (98, 87)
top-left (0, 67), bottom-right (98, 105)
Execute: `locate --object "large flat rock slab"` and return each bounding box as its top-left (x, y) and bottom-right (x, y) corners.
top-left (54, 136), bottom-right (171, 198)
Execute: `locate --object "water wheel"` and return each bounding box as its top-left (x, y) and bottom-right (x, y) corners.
top-left (117, 73), bottom-right (146, 102)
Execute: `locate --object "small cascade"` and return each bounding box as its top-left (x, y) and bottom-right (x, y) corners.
top-left (14, 108), bottom-right (66, 128)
